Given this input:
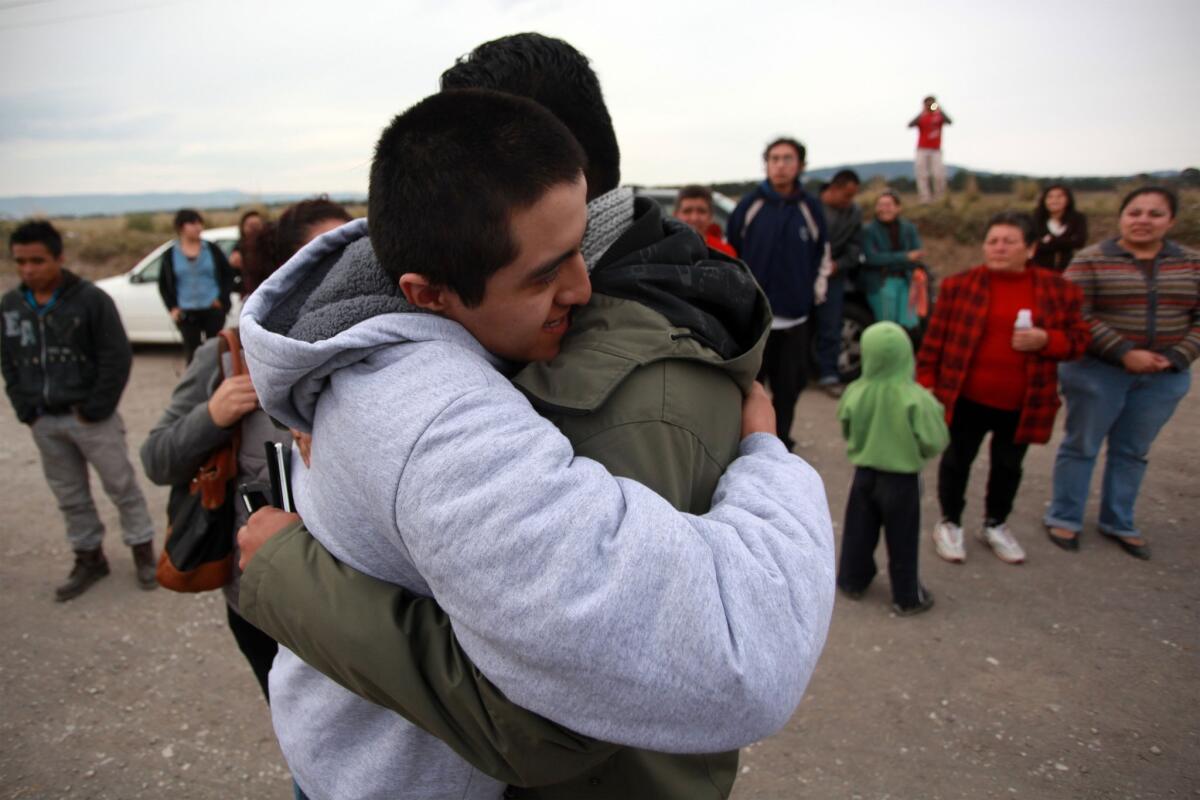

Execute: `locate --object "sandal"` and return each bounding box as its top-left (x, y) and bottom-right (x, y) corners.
top-left (1045, 524), bottom-right (1079, 552)
top-left (1101, 532), bottom-right (1151, 561)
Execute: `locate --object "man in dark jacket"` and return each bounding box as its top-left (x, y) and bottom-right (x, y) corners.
top-left (727, 137), bottom-right (830, 449)
top-left (815, 170), bottom-right (864, 397)
top-left (3, 220), bottom-right (156, 600)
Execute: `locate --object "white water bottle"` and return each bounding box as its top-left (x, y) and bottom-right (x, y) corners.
top-left (1014, 309), bottom-right (1033, 330)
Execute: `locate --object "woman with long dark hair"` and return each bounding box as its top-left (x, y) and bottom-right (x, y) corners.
top-left (1031, 184), bottom-right (1088, 272)
top-left (141, 197), bottom-right (352, 699)
top-left (1044, 187), bottom-right (1197, 558)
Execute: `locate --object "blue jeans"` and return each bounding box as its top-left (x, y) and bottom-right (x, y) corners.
top-left (1045, 357), bottom-right (1191, 538)
top-left (815, 274), bottom-right (846, 381)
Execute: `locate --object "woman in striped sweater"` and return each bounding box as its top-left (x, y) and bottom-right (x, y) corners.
top-left (1045, 187), bottom-right (1198, 559)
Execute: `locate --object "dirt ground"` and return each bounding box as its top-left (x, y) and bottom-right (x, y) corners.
top-left (1, 347), bottom-right (1196, 800)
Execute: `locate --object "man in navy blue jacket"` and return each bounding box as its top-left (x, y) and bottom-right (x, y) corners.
top-left (727, 137), bottom-right (829, 450)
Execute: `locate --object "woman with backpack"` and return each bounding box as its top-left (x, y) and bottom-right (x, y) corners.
top-left (140, 197), bottom-right (352, 699)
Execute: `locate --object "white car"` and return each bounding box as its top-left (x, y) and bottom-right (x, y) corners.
top-left (95, 227), bottom-right (241, 344)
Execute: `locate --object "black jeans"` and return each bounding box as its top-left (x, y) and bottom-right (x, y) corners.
top-left (226, 604), bottom-right (278, 703)
top-left (178, 308), bottom-right (225, 365)
top-left (937, 397), bottom-right (1030, 526)
top-left (838, 467), bottom-right (922, 607)
top-left (757, 324), bottom-right (810, 449)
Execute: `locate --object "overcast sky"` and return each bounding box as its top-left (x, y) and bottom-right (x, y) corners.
top-left (1, 0), bottom-right (1197, 197)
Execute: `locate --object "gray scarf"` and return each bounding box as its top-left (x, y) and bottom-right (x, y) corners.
top-left (581, 187), bottom-right (635, 272)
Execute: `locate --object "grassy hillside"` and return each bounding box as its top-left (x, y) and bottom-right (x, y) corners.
top-left (0, 189), bottom-right (1195, 293)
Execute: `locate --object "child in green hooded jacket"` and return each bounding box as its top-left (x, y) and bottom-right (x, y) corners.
top-left (836, 321), bottom-right (949, 614)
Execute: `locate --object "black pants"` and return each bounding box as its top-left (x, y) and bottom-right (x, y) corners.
top-left (178, 308), bottom-right (225, 365)
top-left (937, 397), bottom-right (1029, 526)
top-left (226, 604), bottom-right (278, 703)
top-left (757, 324), bottom-right (810, 449)
top-left (838, 467), bottom-right (922, 607)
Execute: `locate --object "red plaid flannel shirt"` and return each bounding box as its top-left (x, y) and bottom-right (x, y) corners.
top-left (916, 265), bottom-right (1090, 444)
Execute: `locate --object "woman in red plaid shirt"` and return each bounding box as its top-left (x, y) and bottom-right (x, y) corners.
top-left (916, 212), bottom-right (1090, 565)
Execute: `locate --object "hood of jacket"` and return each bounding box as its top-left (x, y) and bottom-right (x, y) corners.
top-left (238, 218), bottom-right (500, 432)
top-left (513, 198), bottom-right (771, 414)
top-left (859, 319), bottom-right (915, 381)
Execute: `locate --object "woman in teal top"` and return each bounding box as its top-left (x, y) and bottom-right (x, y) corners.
top-left (861, 192), bottom-right (923, 330)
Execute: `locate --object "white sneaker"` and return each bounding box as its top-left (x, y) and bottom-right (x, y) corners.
top-left (932, 520), bottom-right (965, 563)
top-left (981, 522), bottom-right (1026, 564)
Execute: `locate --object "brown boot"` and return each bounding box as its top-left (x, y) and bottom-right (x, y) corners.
top-left (55, 548), bottom-right (110, 602)
top-left (131, 542), bottom-right (158, 591)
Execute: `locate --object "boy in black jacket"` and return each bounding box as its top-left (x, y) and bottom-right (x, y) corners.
top-left (2, 220), bottom-right (157, 601)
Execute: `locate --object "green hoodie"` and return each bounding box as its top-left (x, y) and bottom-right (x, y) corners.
top-left (836, 322), bottom-right (948, 473)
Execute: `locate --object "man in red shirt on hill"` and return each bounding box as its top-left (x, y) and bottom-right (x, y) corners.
top-left (675, 185), bottom-right (737, 257)
top-left (908, 95), bottom-right (953, 204)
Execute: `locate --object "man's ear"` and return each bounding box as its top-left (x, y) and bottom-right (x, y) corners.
top-left (398, 273), bottom-right (450, 312)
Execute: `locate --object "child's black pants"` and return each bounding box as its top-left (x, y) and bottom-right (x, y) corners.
top-left (838, 466), bottom-right (921, 607)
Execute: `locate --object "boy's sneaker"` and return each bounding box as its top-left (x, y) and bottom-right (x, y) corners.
top-left (980, 521), bottom-right (1025, 564)
top-left (932, 520), bottom-right (965, 563)
top-left (893, 584), bottom-right (935, 617)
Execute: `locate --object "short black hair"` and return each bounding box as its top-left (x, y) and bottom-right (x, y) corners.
top-left (173, 208), bottom-right (203, 231)
top-left (440, 33), bottom-right (619, 201)
top-left (10, 219), bottom-right (63, 257)
top-left (830, 169), bottom-right (861, 186)
top-left (1119, 185), bottom-right (1178, 218)
top-left (985, 211), bottom-right (1036, 245)
top-left (763, 137), bottom-right (806, 163)
top-left (368, 89), bottom-right (587, 307)
top-left (676, 185), bottom-right (713, 210)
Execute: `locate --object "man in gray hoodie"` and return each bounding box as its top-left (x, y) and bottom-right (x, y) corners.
top-left (240, 86), bottom-right (834, 800)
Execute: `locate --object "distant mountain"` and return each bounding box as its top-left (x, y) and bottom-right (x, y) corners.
top-left (805, 161), bottom-right (964, 181)
top-left (0, 190), bottom-right (364, 219)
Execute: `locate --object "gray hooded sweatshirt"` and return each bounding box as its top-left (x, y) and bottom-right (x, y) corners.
top-left (239, 219), bottom-right (835, 800)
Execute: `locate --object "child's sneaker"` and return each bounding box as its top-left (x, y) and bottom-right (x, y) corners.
top-left (932, 520), bottom-right (965, 563)
top-left (980, 521), bottom-right (1025, 564)
top-left (892, 584), bottom-right (935, 616)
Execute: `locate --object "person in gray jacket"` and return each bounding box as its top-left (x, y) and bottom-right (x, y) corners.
top-left (3, 220), bottom-right (156, 601)
top-left (815, 170), bottom-right (864, 396)
top-left (241, 90), bottom-right (834, 800)
top-left (140, 198), bottom-right (352, 699)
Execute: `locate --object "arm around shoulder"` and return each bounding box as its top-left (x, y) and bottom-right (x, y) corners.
top-left (395, 386), bottom-right (836, 752)
top-left (238, 521), bottom-right (619, 787)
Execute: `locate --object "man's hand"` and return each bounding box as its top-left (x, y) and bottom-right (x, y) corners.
top-left (1011, 327), bottom-right (1049, 352)
top-left (741, 381), bottom-right (776, 440)
top-left (238, 507), bottom-right (301, 570)
top-left (170, 307), bottom-right (183, 324)
top-left (208, 373), bottom-right (259, 428)
top-left (1121, 349), bottom-right (1171, 374)
top-left (291, 428), bottom-right (313, 468)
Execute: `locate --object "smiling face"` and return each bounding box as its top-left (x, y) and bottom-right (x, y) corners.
top-left (874, 194), bottom-right (900, 223)
top-left (983, 224), bottom-right (1035, 272)
top-left (437, 177), bottom-right (591, 364)
top-left (12, 241), bottom-right (64, 294)
top-left (1118, 192), bottom-right (1175, 250)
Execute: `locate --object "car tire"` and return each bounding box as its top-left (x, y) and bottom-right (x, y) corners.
top-left (836, 300), bottom-right (874, 383)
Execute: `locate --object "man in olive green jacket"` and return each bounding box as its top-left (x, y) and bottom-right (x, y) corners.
top-left (239, 34), bottom-right (827, 800)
